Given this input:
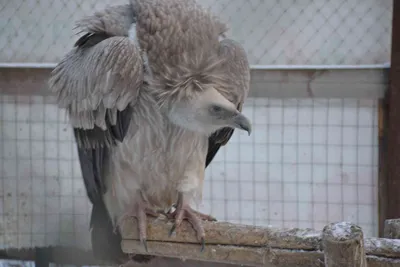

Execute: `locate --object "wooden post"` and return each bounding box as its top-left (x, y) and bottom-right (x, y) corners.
top-left (384, 218), bottom-right (400, 239)
top-left (34, 248), bottom-right (51, 267)
top-left (322, 222), bottom-right (367, 267)
top-left (378, 98), bottom-right (389, 237)
top-left (386, 0), bottom-right (400, 227)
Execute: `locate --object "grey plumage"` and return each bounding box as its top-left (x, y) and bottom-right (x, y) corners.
top-left (48, 0), bottom-right (251, 264)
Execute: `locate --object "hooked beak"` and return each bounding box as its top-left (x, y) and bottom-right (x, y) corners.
top-left (232, 112), bottom-right (252, 135)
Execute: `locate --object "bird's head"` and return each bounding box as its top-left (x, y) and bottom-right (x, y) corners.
top-left (150, 36), bottom-right (251, 137)
top-left (167, 86), bottom-right (252, 136)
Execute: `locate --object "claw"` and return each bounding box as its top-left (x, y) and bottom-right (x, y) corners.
top-left (169, 193), bottom-right (212, 252)
top-left (200, 237), bottom-right (205, 252)
top-left (115, 194), bottom-right (159, 255)
top-left (142, 238), bottom-right (148, 252)
top-left (169, 224), bottom-right (176, 237)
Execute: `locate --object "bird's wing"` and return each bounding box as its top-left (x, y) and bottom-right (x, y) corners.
top-left (75, 4), bottom-right (135, 36)
top-left (206, 38), bottom-right (250, 167)
top-left (48, 28), bottom-right (143, 203)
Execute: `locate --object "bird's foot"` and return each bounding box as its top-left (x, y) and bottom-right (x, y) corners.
top-left (116, 200), bottom-right (159, 252)
top-left (165, 205), bottom-right (216, 222)
top-left (191, 209), bottom-right (217, 222)
top-left (167, 195), bottom-right (214, 252)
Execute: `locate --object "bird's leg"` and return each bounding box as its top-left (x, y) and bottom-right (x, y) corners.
top-left (167, 193), bottom-right (214, 252)
top-left (116, 194), bottom-right (159, 252)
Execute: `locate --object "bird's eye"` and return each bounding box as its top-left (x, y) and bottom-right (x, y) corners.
top-left (211, 105), bottom-right (222, 113)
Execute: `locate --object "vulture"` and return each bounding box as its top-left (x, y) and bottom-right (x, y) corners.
top-left (48, 0), bottom-right (251, 264)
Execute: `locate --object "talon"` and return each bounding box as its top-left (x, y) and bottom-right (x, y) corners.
top-left (169, 224), bottom-right (176, 237)
top-left (200, 237), bottom-right (205, 252)
top-left (142, 238), bottom-right (148, 252)
top-left (170, 193), bottom-right (209, 252)
top-left (115, 193), bottom-right (159, 254)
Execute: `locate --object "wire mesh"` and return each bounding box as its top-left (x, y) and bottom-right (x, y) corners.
top-left (202, 98), bottom-right (378, 236)
top-left (0, 0), bottom-right (386, 263)
top-left (0, 0), bottom-right (392, 65)
top-left (0, 94), bottom-right (379, 250)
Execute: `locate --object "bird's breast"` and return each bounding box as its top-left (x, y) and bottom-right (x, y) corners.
top-left (107, 122), bottom-right (208, 210)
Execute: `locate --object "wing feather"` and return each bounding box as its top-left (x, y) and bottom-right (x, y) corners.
top-left (48, 34), bottom-right (143, 148)
top-left (48, 30), bottom-right (143, 204)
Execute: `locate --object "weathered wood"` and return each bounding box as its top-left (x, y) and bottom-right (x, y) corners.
top-left (0, 68), bottom-right (52, 96)
top-left (121, 216), bottom-right (322, 250)
top-left (365, 237), bottom-right (400, 258)
top-left (384, 219), bottom-right (400, 239)
top-left (0, 248), bottom-right (246, 267)
top-left (322, 222), bottom-right (367, 267)
top-left (121, 241), bottom-right (323, 267)
top-left (121, 218), bottom-right (400, 266)
top-left (366, 256), bottom-right (400, 267)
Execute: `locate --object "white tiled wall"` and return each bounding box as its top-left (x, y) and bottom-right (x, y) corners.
top-left (0, 0), bottom-right (392, 65)
top-left (0, 94), bottom-right (378, 250)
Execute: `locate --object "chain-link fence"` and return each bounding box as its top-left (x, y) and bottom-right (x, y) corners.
top-left (0, 0), bottom-right (392, 65)
top-left (0, 0), bottom-right (390, 266)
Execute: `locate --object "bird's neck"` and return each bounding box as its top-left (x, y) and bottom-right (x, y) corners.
top-left (134, 89), bottom-right (209, 141)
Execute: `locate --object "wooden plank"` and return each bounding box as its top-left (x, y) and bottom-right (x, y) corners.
top-left (364, 237), bottom-right (400, 258)
top-left (121, 241), bottom-right (324, 267)
top-left (120, 217), bottom-right (322, 250)
top-left (0, 67), bottom-right (388, 99)
top-left (366, 256), bottom-right (400, 267)
top-left (250, 68), bottom-right (387, 98)
top-left (0, 248), bottom-right (242, 267)
top-left (386, 0), bottom-right (400, 224)
top-left (0, 68), bottom-right (51, 96)
top-left (121, 217), bottom-right (400, 266)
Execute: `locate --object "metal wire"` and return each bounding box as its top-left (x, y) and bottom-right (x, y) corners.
top-left (0, 97), bottom-right (379, 250)
top-left (0, 0), bottom-right (392, 65)
top-left (200, 98), bottom-right (378, 236)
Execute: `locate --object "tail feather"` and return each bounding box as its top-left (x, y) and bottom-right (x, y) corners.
top-left (90, 200), bottom-right (155, 264)
top-left (90, 200), bottom-right (126, 263)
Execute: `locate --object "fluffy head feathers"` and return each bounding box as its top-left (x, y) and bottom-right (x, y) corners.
top-left (132, 0), bottom-right (229, 102)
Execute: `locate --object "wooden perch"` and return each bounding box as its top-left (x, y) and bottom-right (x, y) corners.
top-left (121, 217), bottom-right (400, 267)
top-left (322, 222), bottom-right (366, 267)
